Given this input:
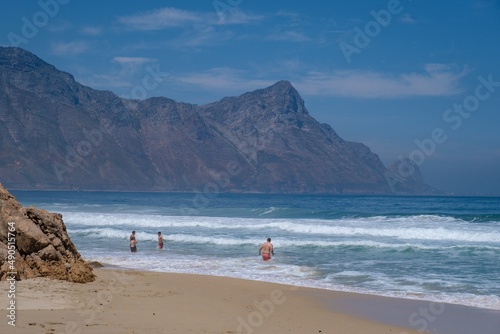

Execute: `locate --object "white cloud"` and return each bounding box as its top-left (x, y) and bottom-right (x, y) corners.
top-left (110, 57), bottom-right (158, 79)
top-left (116, 7), bottom-right (262, 31)
top-left (213, 9), bottom-right (264, 25)
top-left (294, 64), bottom-right (468, 98)
top-left (266, 30), bottom-right (310, 42)
top-left (80, 25), bottom-right (103, 36)
top-left (173, 64), bottom-right (468, 99)
top-left (117, 7), bottom-right (203, 30)
top-left (176, 67), bottom-right (274, 92)
top-left (51, 41), bottom-right (91, 56)
top-left (276, 10), bottom-right (301, 19)
top-left (172, 26), bottom-right (235, 48)
top-left (81, 74), bottom-right (133, 89)
top-left (399, 13), bottom-right (419, 24)
top-left (77, 57), bottom-right (162, 92)
top-left (113, 57), bottom-right (155, 65)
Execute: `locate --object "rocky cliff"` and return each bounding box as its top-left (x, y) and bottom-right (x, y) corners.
top-left (0, 182), bottom-right (95, 282)
top-left (0, 46), bottom-right (438, 194)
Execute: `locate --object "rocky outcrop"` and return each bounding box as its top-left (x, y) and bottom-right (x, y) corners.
top-left (0, 182), bottom-right (95, 282)
top-left (0, 46), bottom-right (437, 194)
top-left (386, 158), bottom-right (441, 194)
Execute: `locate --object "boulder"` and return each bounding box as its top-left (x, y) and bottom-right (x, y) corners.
top-left (0, 182), bottom-right (95, 283)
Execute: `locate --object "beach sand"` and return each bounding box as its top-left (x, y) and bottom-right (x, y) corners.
top-left (1, 268), bottom-right (494, 334)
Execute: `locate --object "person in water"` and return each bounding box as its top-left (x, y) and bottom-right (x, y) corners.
top-left (259, 238), bottom-right (274, 261)
top-left (130, 231), bottom-right (138, 253)
top-left (158, 231), bottom-right (164, 250)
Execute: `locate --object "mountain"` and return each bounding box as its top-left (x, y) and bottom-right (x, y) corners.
top-left (0, 47), bottom-right (438, 194)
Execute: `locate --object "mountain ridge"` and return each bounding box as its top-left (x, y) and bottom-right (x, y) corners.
top-left (0, 47), bottom-right (439, 194)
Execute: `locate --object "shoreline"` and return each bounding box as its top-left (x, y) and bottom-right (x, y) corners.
top-left (1, 268), bottom-right (498, 334)
top-left (10, 188), bottom-right (500, 198)
top-left (304, 285), bottom-right (500, 334)
top-left (89, 260), bottom-right (500, 312)
top-left (0, 268), bottom-right (422, 334)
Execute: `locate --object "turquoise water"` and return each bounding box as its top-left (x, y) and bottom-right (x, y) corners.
top-left (12, 191), bottom-right (500, 310)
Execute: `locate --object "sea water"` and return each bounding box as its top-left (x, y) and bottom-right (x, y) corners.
top-left (12, 191), bottom-right (500, 311)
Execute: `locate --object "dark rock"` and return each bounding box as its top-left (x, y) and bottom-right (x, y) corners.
top-left (87, 261), bottom-right (104, 268)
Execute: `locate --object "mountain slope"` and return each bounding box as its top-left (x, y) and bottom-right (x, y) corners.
top-left (199, 81), bottom-right (390, 193)
top-left (0, 47), bottom-right (437, 194)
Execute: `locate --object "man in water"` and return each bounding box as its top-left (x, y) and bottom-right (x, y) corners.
top-left (130, 231), bottom-right (137, 253)
top-left (259, 238), bottom-right (274, 261)
top-left (158, 231), bottom-right (164, 250)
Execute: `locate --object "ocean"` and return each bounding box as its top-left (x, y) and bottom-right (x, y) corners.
top-left (11, 191), bottom-right (500, 311)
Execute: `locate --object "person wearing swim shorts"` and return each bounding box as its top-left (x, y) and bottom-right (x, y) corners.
top-left (158, 231), bottom-right (164, 250)
top-left (259, 238), bottom-right (274, 261)
top-left (130, 231), bottom-right (138, 253)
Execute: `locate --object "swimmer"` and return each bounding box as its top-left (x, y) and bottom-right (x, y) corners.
top-left (158, 231), bottom-right (164, 250)
top-left (130, 231), bottom-right (138, 253)
top-left (258, 238), bottom-right (274, 261)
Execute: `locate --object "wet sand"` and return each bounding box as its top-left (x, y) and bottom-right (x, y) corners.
top-left (307, 287), bottom-right (500, 334)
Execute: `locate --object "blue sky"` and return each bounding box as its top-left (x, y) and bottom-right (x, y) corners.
top-left (2, 0), bottom-right (500, 195)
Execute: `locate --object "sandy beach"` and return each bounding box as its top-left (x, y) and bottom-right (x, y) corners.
top-left (2, 267), bottom-right (499, 334)
top-left (0, 268), bottom-right (427, 334)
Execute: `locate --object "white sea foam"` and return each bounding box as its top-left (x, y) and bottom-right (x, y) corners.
top-left (20, 192), bottom-right (500, 312)
top-left (64, 208), bottom-right (500, 312)
top-left (82, 251), bottom-right (500, 311)
top-left (69, 226), bottom-right (500, 252)
top-left (64, 212), bottom-right (500, 244)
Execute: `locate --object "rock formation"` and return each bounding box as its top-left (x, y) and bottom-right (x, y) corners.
top-left (386, 157), bottom-right (438, 194)
top-left (0, 182), bottom-right (95, 282)
top-left (0, 46), bottom-right (439, 194)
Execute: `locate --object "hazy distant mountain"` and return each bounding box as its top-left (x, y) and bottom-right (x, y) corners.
top-left (0, 47), bottom-right (438, 194)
